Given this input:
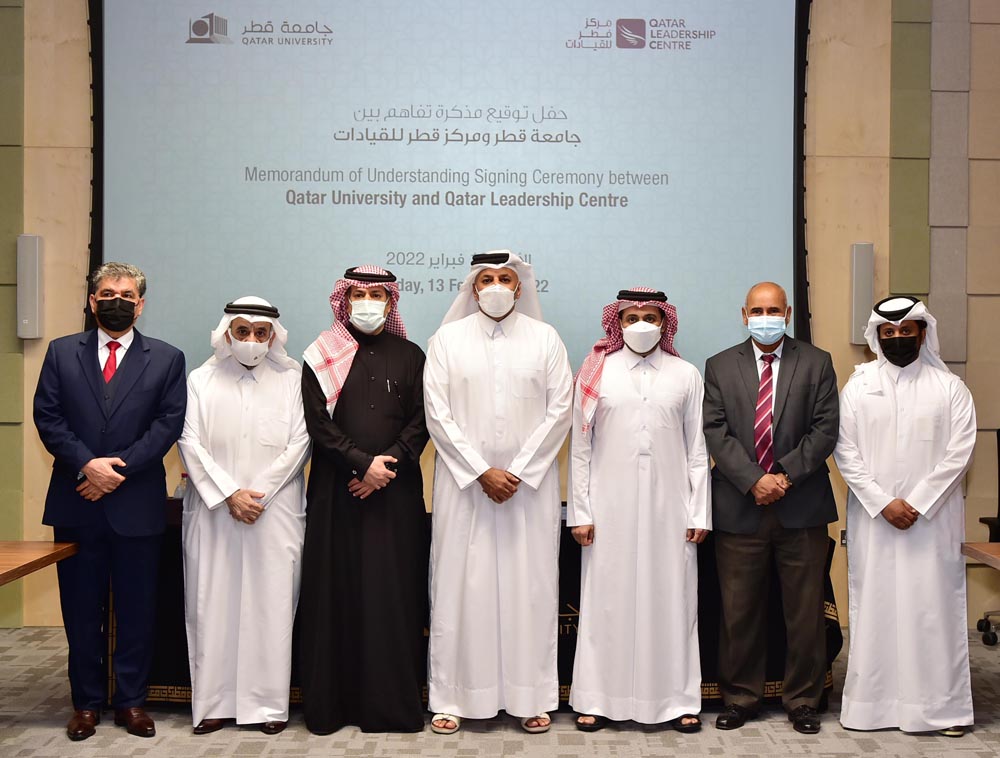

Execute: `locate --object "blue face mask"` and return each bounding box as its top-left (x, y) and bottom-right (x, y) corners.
top-left (747, 315), bottom-right (787, 345)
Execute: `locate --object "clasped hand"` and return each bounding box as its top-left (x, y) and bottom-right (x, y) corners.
top-left (752, 472), bottom-right (790, 506)
top-left (76, 457), bottom-right (126, 501)
top-left (881, 498), bottom-right (918, 530)
top-left (478, 467), bottom-right (520, 503)
top-left (226, 488), bottom-right (265, 524)
top-left (349, 455), bottom-right (398, 499)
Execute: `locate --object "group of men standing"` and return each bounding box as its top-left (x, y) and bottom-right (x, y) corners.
top-left (32, 255), bottom-right (977, 741)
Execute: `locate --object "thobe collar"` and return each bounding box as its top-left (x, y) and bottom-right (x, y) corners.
top-left (98, 327), bottom-right (134, 351)
top-left (476, 309), bottom-right (518, 337)
top-left (347, 322), bottom-right (387, 346)
top-left (881, 355), bottom-right (923, 385)
top-left (751, 339), bottom-right (783, 364)
top-left (623, 346), bottom-right (663, 372)
top-left (222, 354), bottom-right (263, 383)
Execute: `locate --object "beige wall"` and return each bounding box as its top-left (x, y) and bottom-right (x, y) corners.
top-left (804, 0), bottom-right (892, 621)
top-left (963, 0), bottom-right (1000, 625)
top-left (21, 0), bottom-right (91, 625)
top-left (18, 1), bottom-right (1000, 627)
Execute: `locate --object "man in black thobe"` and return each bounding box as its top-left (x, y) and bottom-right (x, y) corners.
top-left (298, 265), bottom-right (429, 733)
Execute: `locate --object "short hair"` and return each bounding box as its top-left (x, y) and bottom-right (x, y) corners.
top-left (89, 262), bottom-right (147, 297)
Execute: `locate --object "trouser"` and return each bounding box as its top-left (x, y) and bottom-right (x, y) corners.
top-left (54, 519), bottom-right (162, 710)
top-left (714, 507), bottom-right (828, 711)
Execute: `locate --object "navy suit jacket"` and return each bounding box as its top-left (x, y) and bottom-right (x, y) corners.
top-left (33, 328), bottom-right (187, 537)
top-left (703, 336), bottom-right (839, 535)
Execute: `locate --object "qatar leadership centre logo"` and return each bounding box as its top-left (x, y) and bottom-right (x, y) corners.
top-left (187, 12), bottom-right (231, 43)
top-left (616, 19), bottom-right (646, 48)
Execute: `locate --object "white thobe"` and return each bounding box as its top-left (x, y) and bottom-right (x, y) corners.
top-left (567, 349), bottom-right (710, 723)
top-left (424, 310), bottom-right (573, 719)
top-left (178, 357), bottom-right (311, 725)
top-left (834, 357), bottom-right (976, 732)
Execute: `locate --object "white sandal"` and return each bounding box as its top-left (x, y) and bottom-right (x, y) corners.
top-left (520, 713), bottom-right (551, 733)
top-left (431, 713), bottom-right (461, 734)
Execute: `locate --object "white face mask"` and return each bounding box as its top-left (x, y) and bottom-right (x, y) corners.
top-left (477, 284), bottom-right (517, 318)
top-left (622, 321), bottom-right (662, 354)
top-left (229, 337), bottom-right (270, 367)
top-left (349, 299), bottom-right (387, 334)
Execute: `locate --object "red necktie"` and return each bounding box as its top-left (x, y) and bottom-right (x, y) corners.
top-left (754, 353), bottom-right (776, 473)
top-left (103, 341), bottom-right (121, 383)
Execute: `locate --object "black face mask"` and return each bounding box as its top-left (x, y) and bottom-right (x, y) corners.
top-left (879, 335), bottom-right (921, 367)
top-left (95, 297), bottom-right (137, 333)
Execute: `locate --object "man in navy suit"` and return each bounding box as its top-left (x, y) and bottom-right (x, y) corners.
top-left (33, 262), bottom-right (186, 741)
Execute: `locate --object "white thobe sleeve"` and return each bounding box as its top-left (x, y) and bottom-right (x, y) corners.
top-left (683, 371), bottom-right (711, 530)
top-left (507, 334), bottom-right (573, 490)
top-left (566, 378), bottom-right (593, 526)
top-left (905, 380), bottom-right (977, 520)
top-left (833, 381), bottom-right (894, 519)
top-left (248, 377), bottom-right (311, 508)
top-left (423, 334), bottom-right (491, 490)
top-left (177, 375), bottom-right (239, 510)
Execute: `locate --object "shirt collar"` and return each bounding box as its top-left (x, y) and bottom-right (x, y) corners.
top-left (752, 340), bottom-right (783, 363)
top-left (624, 346), bottom-right (663, 371)
top-left (98, 328), bottom-right (134, 350)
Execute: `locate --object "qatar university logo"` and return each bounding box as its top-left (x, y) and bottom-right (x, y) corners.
top-left (187, 13), bottom-right (231, 44)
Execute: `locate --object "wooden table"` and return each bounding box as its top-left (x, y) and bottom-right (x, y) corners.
top-left (961, 542), bottom-right (1000, 571)
top-left (0, 541), bottom-right (78, 586)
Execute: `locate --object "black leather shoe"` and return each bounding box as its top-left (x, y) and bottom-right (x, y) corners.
top-left (193, 718), bottom-right (228, 734)
top-left (788, 705), bottom-right (821, 734)
top-left (260, 720), bottom-right (287, 735)
top-left (114, 707), bottom-right (156, 738)
top-left (66, 709), bottom-right (100, 741)
top-left (715, 704), bottom-right (757, 730)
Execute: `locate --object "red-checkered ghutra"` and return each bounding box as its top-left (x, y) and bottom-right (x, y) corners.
top-left (754, 353), bottom-right (776, 472)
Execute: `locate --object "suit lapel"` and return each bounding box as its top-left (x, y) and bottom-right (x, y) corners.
top-left (772, 338), bottom-right (799, 428)
top-left (736, 338), bottom-right (760, 411)
top-left (76, 330), bottom-right (107, 416)
top-left (107, 330), bottom-right (151, 419)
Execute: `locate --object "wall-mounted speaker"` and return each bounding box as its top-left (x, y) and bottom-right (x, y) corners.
top-left (850, 242), bottom-right (874, 346)
top-left (17, 234), bottom-right (44, 339)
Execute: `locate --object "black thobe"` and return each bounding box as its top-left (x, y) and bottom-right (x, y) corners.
top-left (298, 327), bottom-right (430, 733)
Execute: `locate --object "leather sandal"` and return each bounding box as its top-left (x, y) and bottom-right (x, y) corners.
top-left (575, 714), bottom-right (610, 732)
top-left (430, 713), bottom-right (461, 734)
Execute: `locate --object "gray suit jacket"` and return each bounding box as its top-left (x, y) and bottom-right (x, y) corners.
top-left (703, 336), bottom-right (839, 534)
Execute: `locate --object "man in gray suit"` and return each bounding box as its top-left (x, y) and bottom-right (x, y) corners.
top-left (703, 282), bottom-right (838, 735)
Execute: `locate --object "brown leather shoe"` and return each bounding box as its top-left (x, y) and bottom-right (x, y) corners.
top-left (193, 718), bottom-right (228, 735)
top-left (114, 707), bottom-right (156, 737)
top-left (66, 709), bottom-right (100, 741)
top-left (260, 720), bottom-right (287, 735)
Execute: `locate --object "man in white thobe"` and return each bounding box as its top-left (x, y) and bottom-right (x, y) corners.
top-left (178, 297), bottom-right (311, 735)
top-left (424, 250), bottom-right (573, 734)
top-left (568, 288), bottom-right (710, 731)
top-left (834, 296), bottom-right (976, 737)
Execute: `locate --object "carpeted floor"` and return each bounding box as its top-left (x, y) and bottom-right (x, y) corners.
top-left (1, 627), bottom-right (998, 757)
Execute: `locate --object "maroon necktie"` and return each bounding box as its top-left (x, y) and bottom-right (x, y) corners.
top-left (103, 341), bottom-right (121, 383)
top-left (754, 353), bottom-right (776, 473)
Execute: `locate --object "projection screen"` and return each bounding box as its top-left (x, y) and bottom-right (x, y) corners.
top-left (96, 0), bottom-right (808, 372)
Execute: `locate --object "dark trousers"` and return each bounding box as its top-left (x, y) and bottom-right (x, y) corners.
top-left (54, 518), bottom-right (162, 710)
top-left (714, 507), bottom-right (828, 712)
